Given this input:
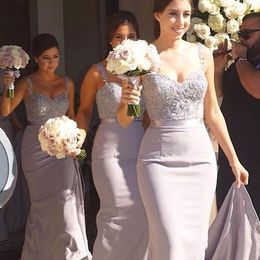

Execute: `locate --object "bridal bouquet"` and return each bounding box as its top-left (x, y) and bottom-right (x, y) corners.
top-left (106, 39), bottom-right (160, 116)
top-left (38, 116), bottom-right (86, 160)
top-left (0, 45), bottom-right (30, 98)
top-left (187, 0), bottom-right (260, 52)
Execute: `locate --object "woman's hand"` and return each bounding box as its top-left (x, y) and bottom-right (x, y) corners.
top-left (2, 71), bottom-right (15, 88)
top-left (230, 160), bottom-right (249, 188)
top-left (121, 78), bottom-right (142, 105)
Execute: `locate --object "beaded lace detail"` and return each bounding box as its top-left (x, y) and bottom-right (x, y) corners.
top-left (141, 43), bottom-right (208, 121)
top-left (95, 63), bottom-right (145, 120)
top-left (24, 77), bottom-right (69, 125)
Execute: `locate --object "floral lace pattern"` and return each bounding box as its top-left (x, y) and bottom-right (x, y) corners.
top-left (25, 77), bottom-right (69, 125)
top-left (142, 71), bottom-right (207, 120)
top-left (95, 63), bottom-right (145, 120)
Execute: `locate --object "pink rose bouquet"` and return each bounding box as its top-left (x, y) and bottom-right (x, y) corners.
top-left (38, 116), bottom-right (86, 160)
top-left (106, 39), bottom-right (160, 117)
top-left (0, 45), bottom-right (30, 98)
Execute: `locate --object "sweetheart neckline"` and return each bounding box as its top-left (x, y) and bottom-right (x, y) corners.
top-left (28, 92), bottom-right (66, 101)
top-left (150, 71), bottom-right (205, 85)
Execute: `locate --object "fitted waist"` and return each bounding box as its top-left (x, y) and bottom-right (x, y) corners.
top-left (150, 118), bottom-right (204, 128)
top-left (100, 118), bottom-right (142, 124)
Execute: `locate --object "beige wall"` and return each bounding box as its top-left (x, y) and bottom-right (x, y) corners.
top-left (119, 0), bottom-right (154, 42)
top-left (36, 0), bottom-right (65, 74)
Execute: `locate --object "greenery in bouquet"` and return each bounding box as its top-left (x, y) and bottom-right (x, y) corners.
top-left (0, 45), bottom-right (30, 98)
top-left (106, 39), bottom-right (160, 117)
top-left (186, 0), bottom-right (260, 51)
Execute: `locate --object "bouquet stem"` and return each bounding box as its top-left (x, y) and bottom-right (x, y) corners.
top-left (77, 149), bottom-right (86, 161)
top-left (127, 104), bottom-right (141, 117)
top-left (6, 83), bottom-right (15, 99)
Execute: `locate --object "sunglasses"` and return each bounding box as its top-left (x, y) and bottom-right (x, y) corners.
top-left (238, 28), bottom-right (260, 40)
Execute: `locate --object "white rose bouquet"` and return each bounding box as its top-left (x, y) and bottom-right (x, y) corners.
top-left (0, 45), bottom-right (30, 98)
top-left (106, 39), bottom-right (160, 117)
top-left (187, 0), bottom-right (260, 52)
top-left (38, 116), bottom-right (86, 160)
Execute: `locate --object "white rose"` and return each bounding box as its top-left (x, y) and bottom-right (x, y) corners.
top-left (207, 4), bottom-right (220, 15)
top-left (214, 33), bottom-right (231, 49)
top-left (226, 19), bottom-right (240, 34)
top-left (205, 36), bottom-right (217, 50)
top-left (198, 0), bottom-right (212, 13)
top-left (244, 0), bottom-right (260, 12)
top-left (194, 23), bottom-right (211, 40)
top-left (214, 0), bottom-right (235, 8)
top-left (224, 2), bottom-right (247, 20)
top-left (208, 13), bottom-right (226, 33)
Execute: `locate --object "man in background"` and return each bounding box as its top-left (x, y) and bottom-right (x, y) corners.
top-left (214, 12), bottom-right (260, 216)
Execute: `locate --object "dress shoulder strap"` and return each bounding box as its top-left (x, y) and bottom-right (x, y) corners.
top-left (196, 43), bottom-right (206, 72)
top-left (64, 76), bottom-right (69, 97)
top-left (26, 77), bottom-right (33, 95)
top-left (95, 63), bottom-right (109, 82)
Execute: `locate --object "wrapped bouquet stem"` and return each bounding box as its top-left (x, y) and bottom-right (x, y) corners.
top-left (120, 75), bottom-right (141, 117)
top-left (106, 39), bottom-right (160, 117)
top-left (5, 69), bottom-right (20, 98)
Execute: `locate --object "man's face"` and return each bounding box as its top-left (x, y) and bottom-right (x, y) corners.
top-left (240, 17), bottom-right (260, 60)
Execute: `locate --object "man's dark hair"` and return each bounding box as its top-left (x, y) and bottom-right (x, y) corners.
top-left (243, 12), bottom-right (260, 24)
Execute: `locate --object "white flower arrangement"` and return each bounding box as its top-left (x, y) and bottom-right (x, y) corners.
top-left (0, 45), bottom-right (30, 98)
top-left (38, 116), bottom-right (86, 160)
top-left (187, 0), bottom-right (260, 51)
top-left (106, 39), bottom-right (160, 116)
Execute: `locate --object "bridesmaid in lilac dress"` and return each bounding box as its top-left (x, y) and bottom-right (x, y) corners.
top-left (118, 0), bottom-right (249, 259)
top-left (0, 33), bottom-right (91, 260)
top-left (76, 11), bottom-right (148, 260)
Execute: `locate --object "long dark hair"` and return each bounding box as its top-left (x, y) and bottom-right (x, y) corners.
top-left (105, 10), bottom-right (140, 53)
top-left (153, 0), bottom-right (194, 38)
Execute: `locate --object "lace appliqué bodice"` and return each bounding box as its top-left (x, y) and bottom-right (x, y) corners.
top-left (95, 63), bottom-right (145, 120)
top-left (24, 77), bottom-right (69, 125)
top-left (142, 44), bottom-right (207, 120)
top-left (142, 71), bottom-right (207, 120)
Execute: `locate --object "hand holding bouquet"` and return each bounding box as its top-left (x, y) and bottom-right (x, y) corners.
top-left (38, 116), bottom-right (86, 160)
top-left (0, 45), bottom-right (30, 98)
top-left (106, 39), bottom-right (160, 116)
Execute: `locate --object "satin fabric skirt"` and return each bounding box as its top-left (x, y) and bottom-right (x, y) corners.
top-left (92, 120), bottom-right (148, 260)
top-left (137, 120), bottom-right (217, 260)
top-left (21, 124), bottom-right (91, 260)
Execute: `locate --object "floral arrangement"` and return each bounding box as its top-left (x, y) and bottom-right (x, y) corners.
top-left (0, 45), bottom-right (30, 98)
top-left (187, 0), bottom-right (260, 51)
top-left (106, 39), bottom-right (160, 116)
top-left (38, 116), bottom-right (86, 160)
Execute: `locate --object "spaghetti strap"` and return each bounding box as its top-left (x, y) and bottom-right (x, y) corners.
top-left (64, 76), bottom-right (69, 97)
top-left (96, 63), bottom-right (109, 83)
top-left (196, 43), bottom-right (206, 72)
top-left (26, 77), bottom-right (33, 95)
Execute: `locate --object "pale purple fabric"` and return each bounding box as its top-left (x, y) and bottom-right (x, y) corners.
top-left (20, 77), bottom-right (91, 260)
top-left (206, 183), bottom-right (260, 260)
top-left (91, 63), bottom-right (148, 260)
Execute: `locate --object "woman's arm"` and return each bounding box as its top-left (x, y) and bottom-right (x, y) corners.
top-left (75, 65), bottom-right (100, 131)
top-left (0, 73), bottom-right (27, 117)
top-left (203, 46), bottom-right (249, 187)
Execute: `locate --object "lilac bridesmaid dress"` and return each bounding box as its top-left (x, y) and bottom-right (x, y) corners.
top-left (20, 77), bottom-right (92, 260)
top-left (91, 63), bottom-right (148, 260)
top-left (137, 44), bottom-right (217, 260)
